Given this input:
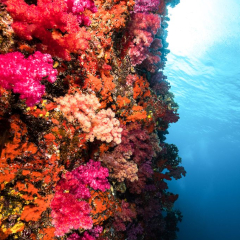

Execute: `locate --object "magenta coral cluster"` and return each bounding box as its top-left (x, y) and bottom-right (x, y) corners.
top-left (126, 223), bottom-right (143, 240)
top-left (116, 123), bottom-right (154, 164)
top-left (65, 0), bottom-right (97, 25)
top-left (128, 13), bottom-right (161, 66)
top-left (99, 123), bottom-right (160, 186)
top-left (113, 201), bottom-right (136, 231)
top-left (133, 0), bottom-right (160, 13)
top-left (71, 160), bottom-right (110, 192)
top-left (56, 93), bottom-right (123, 144)
top-left (67, 226), bottom-right (103, 240)
top-left (51, 160), bottom-right (110, 236)
top-left (0, 51), bottom-right (57, 106)
top-left (128, 160), bottom-right (154, 194)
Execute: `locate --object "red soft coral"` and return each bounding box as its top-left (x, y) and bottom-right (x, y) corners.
top-left (4, 0), bottom-right (91, 60)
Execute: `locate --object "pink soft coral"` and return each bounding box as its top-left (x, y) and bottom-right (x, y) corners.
top-left (0, 51), bottom-right (57, 106)
top-left (51, 192), bottom-right (92, 236)
top-left (86, 108), bottom-right (123, 144)
top-left (51, 160), bottom-right (110, 236)
top-left (56, 93), bottom-right (122, 144)
top-left (56, 93), bottom-right (100, 131)
top-left (71, 160), bottom-right (110, 192)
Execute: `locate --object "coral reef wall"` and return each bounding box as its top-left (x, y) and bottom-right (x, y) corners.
top-left (0, 0), bottom-right (185, 239)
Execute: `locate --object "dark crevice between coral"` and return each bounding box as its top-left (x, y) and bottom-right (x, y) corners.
top-left (24, 0), bottom-right (37, 6)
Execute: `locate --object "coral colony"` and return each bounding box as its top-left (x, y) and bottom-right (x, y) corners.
top-left (0, 0), bottom-right (185, 239)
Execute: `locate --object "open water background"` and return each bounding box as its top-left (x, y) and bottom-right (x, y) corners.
top-left (164, 0), bottom-right (240, 239)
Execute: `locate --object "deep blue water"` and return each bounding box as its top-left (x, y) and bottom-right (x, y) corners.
top-left (164, 0), bottom-right (240, 239)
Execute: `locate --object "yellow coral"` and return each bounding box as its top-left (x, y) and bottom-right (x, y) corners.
top-left (9, 222), bottom-right (25, 234)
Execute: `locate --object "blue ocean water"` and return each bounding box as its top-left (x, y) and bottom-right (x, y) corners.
top-left (164, 0), bottom-right (240, 239)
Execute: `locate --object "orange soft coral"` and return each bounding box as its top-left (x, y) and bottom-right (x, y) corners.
top-left (0, 115), bottom-right (38, 183)
top-left (89, 190), bottom-right (121, 225)
top-left (83, 72), bottom-right (116, 108)
top-left (126, 105), bottom-right (147, 122)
